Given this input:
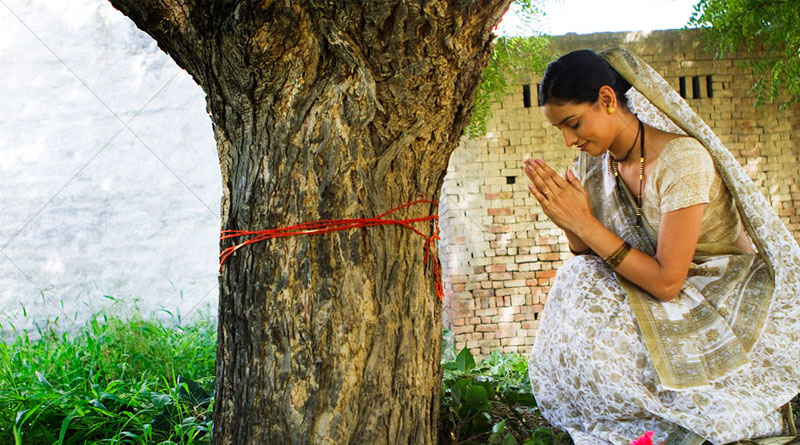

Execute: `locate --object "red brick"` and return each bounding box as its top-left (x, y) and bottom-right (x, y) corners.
top-left (498, 306), bottom-right (520, 315)
top-left (488, 208), bottom-right (513, 216)
top-left (501, 337), bottom-right (527, 346)
top-left (489, 272), bottom-right (512, 280)
top-left (496, 322), bottom-right (521, 338)
top-left (478, 297), bottom-right (495, 308)
top-left (495, 288), bottom-right (516, 297)
top-left (454, 326), bottom-right (474, 334)
top-left (473, 289), bottom-right (494, 298)
top-left (513, 272), bottom-right (537, 279)
top-left (475, 308), bottom-right (497, 317)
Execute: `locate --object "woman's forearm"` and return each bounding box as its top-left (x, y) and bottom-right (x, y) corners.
top-left (574, 219), bottom-right (687, 302)
top-left (564, 229), bottom-right (591, 254)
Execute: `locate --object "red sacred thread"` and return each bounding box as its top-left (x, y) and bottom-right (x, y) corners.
top-left (219, 200), bottom-right (444, 300)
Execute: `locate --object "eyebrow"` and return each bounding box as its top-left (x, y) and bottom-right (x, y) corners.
top-left (556, 115), bottom-right (576, 127)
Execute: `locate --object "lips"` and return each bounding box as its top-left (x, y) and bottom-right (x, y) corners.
top-left (577, 142), bottom-right (589, 151)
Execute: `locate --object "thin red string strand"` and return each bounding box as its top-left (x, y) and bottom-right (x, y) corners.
top-left (219, 200), bottom-right (443, 300)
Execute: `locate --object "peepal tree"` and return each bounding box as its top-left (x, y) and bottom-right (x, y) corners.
top-left (108, 1), bottom-right (514, 443)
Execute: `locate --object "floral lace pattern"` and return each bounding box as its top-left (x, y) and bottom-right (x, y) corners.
top-left (529, 255), bottom-right (789, 445)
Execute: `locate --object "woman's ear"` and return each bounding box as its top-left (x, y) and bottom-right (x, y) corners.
top-left (597, 85), bottom-right (618, 113)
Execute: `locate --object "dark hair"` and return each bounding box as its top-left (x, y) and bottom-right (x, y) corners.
top-left (538, 49), bottom-right (632, 108)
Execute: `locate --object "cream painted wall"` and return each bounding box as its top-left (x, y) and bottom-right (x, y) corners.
top-left (0, 0), bottom-right (221, 331)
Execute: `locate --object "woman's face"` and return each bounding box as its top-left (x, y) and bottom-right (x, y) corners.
top-left (542, 100), bottom-right (615, 157)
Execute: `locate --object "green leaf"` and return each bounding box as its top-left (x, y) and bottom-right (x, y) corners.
top-left (57, 409), bottom-right (81, 444)
top-left (524, 427), bottom-right (556, 445)
top-left (502, 391), bottom-right (538, 407)
top-left (455, 347), bottom-right (476, 374)
top-left (501, 432), bottom-right (520, 445)
top-left (14, 407), bottom-right (38, 445)
top-left (35, 370), bottom-right (53, 388)
top-left (492, 419), bottom-right (507, 435)
top-left (489, 419), bottom-right (512, 445)
top-left (469, 35), bottom-right (552, 137)
top-left (150, 393), bottom-right (173, 409)
top-left (688, 0), bottom-right (800, 106)
top-left (443, 361), bottom-right (460, 372)
top-left (89, 398), bottom-right (110, 412)
top-left (177, 376), bottom-right (212, 407)
top-left (449, 378), bottom-right (470, 404)
top-left (465, 384), bottom-right (489, 410)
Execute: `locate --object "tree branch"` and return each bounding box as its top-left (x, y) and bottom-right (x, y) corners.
top-left (106, 0), bottom-right (210, 81)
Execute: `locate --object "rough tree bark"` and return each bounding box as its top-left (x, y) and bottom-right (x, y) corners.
top-left (108, 1), bottom-right (512, 443)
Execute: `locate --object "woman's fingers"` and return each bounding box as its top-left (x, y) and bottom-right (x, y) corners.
top-left (524, 163), bottom-right (549, 194)
top-left (566, 169), bottom-right (588, 195)
top-left (528, 184), bottom-right (549, 205)
top-left (532, 159), bottom-right (569, 191)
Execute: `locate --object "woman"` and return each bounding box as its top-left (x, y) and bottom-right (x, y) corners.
top-left (524, 48), bottom-right (800, 445)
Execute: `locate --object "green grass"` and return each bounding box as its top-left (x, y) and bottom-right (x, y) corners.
top-left (2, 311), bottom-right (796, 444)
top-left (0, 310), bottom-right (216, 444)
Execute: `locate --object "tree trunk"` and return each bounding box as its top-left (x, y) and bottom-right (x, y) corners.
top-left (107, 1), bottom-right (511, 443)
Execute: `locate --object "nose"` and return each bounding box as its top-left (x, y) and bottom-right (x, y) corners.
top-left (561, 128), bottom-right (578, 147)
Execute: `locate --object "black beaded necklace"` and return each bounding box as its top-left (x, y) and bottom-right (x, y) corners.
top-left (612, 119), bottom-right (645, 229)
top-left (610, 119), bottom-right (641, 163)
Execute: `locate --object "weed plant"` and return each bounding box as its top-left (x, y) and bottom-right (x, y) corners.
top-left (439, 347), bottom-right (571, 445)
top-left (0, 310), bottom-right (216, 444)
top-left (2, 314), bottom-right (795, 444)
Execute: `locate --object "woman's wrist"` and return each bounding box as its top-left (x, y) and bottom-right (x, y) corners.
top-left (571, 216), bottom-right (602, 241)
top-left (569, 244), bottom-right (592, 255)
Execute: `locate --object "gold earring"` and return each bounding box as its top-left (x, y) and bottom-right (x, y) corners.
top-left (607, 106), bottom-right (615, 114)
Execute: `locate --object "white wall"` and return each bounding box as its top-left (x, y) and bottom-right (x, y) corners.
top-left (0, 0), bottom-right (221, 330)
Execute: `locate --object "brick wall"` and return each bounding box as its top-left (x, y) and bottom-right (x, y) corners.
top-left (438, 29), bottom-right (800, 358)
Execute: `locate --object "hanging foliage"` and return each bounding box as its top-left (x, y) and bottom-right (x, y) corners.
top-left (689, 0), bottom-right (800, 108)
top-left (469, 35), bottom-right (552, 137)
